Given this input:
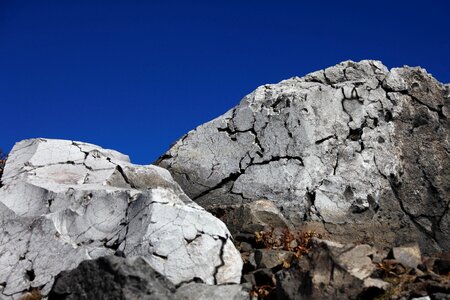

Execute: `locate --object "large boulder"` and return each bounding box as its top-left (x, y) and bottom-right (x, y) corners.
top-left (0, 139), bottom-right (242, 299)
top-left (157, 60), bottom-right (450, 254)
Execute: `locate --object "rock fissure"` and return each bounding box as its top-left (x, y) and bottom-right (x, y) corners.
top-left (157, 59), bottom-right (449, 254)
top-left (0, 139), bottom-right (243, 298)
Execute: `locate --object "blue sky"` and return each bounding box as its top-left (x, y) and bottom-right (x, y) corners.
top-left (1, 0), bottom-right (449, 164)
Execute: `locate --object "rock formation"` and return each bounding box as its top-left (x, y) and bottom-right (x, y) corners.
top-left (0, 139), bottom-right (242, 299)
top-left (1, 60), bottom-right (449, 299)
top-left (157, 60), bottom-right (450, 254)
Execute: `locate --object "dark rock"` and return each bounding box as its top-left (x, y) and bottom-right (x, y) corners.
top-left (252, 268), bottom-right (275, 287)
top-left (49, 256), bottom-right (249, 300)
top-left (433, 257), bottom-right (450, 275)
top-left (254, 249), bottom-right (294, 269)
top-left (274, 239), bottom-right (389, 300)
top-left (48, 256), bottom-right (176, 300)
top-left (242, 273), bottom-right (256, 285)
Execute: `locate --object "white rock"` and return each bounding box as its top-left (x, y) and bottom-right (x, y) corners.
top-left (0, 138), bottom-right (243, 299)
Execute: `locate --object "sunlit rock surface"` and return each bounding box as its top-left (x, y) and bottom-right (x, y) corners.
top-left (0, 139), bottom-right (242, 299)
top-left (157, 60), bottom-right (450, 254)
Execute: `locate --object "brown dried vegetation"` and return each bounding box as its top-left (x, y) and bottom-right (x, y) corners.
top-left (373, 256), bottom-right (450, 299)
top-left (19, 288), bottom-right (42, 300)
top-left (249, 228), bottom-right (322, 299)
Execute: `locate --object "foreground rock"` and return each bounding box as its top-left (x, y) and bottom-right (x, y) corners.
top-left (0, 139), bottom-right (242, 299)
top-left (157, 60), bottom-right (450, 254)
top-left (233, 226), bottom-right (450, 299)
top-left (49, 256), bottom-right (248, 300)
top-left (275, 239), bottom-right (450, 300)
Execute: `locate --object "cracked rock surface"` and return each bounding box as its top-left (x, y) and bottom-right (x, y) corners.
top-left (0, 138), bottom-right (242, 299)
top-left (157, 60), bottom-right (450, 254)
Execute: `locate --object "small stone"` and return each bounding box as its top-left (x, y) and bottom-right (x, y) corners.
top-left (254, 249), bottom-right (294, 269)
top-left (246, 200), bottom-right (292, 230)
top-left (363, 278), bottom-right (390, 291)
top-left (433, 257), bottom-right (450, 275)
top-left (240, 242), bottom-right (253, 253)
top-left (392, 244), bottom-right (422, 269)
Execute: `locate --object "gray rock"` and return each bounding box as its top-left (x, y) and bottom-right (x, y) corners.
top-left (208, 199), bottom-right (291, 237)
top-left (239, 242), bottom-right (253, 252)
top-left (0, 139), bottom-right (242, 299)
top-left (254, 249), bottom-right (294, 269)
top-left (157, 60), bottom-right (450, 254)
top-left (392, 244), bottom-right (422, 269)
top-left (175, 283), bottom-right (249, 300)
top-left (48, 255), bottom-right (249, 300)
top-left (49, 255), bottom-right (176, 300)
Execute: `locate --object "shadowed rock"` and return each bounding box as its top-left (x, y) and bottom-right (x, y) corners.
top-left (49, 256), bottom-right (248, 300)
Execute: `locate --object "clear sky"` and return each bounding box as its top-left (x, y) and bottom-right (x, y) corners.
top-left (1, 0), bottom-right (449, 164)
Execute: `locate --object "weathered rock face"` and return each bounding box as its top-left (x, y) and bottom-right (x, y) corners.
top-left (157, 60), bottom-right (450, 254)
top-left (49, 256), bottom-right (248, 300)
top-left (0, 139), bottom-right (242, 299)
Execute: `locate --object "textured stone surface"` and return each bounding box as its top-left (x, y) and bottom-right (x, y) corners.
top-left (157, 60), bottom-right (450, 254)
top-left (208, 199), bottom-right (291, 237)
top-left (275, 239), bottom-right (389, 300)
top-left (49, 256), bottom-right (176, 300)
top-left (175, 282), bottom-right (249, 300)
top-left (392, 244), bottom-right (422, 269)
top-left (253, 249), bottom-right (294, 269)
top-left (49, 256), bottom-right (249, 300)
top-left (0, 139), bottom-right (242, 299)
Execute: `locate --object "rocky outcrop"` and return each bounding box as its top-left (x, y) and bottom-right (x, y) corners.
top-left (49, 255), bottom-right (248, 300)
top-left (157, 60), bottom-right (450, 254)
top-left (0, 139), bottom-right (242, 299)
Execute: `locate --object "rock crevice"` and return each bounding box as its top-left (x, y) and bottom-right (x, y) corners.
top-left (0, 139), bottom-right (243, 299)
top-left (157, 60), bottom-right (449, 254)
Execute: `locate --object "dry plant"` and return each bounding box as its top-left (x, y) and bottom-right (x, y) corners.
top-left (251, 228), bottom-right (322, 299)
top-left (255, 228), bottom-right (321, 258)
top-left (19, 288), bottom-right (42, 300)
